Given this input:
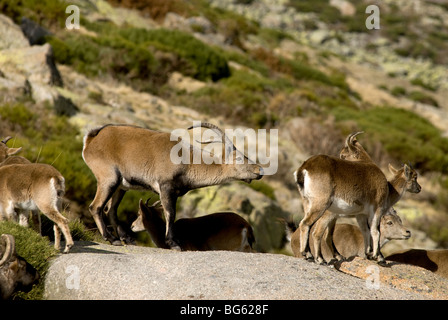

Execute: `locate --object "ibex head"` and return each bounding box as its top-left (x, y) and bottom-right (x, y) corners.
top-left (339, 131), bottom-right (372, 162)
top-left (389, 163), bottom-right (421, 194)
top-left (0, 136), bottom-right (22, 162)
top-left (188, 123), bottom-right (264, 183)
top-left (0, 234), bottom-right (39, 299)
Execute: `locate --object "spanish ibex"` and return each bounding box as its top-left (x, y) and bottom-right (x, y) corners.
top-left (132, 199), bottom-right (255, 252)
top-left (0, 234), bottom-right (39, 300)
top-left (294, 132), bottom-right (421, 263)
top-left (0, 137), bottom-right (73, 252)
top-left (290, 207), bottom-right (411, 262)
top-left (0, 163), bottom-right (73, 253)
top-left (0, 137), bottom-right (38, 231)
top-left (0, 136), bottom-right (22, 162)
top-left (82, 123), bottom-right (263, 249)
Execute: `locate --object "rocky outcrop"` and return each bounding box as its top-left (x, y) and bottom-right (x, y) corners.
top-left (44, 241), bottom-right (445, 300)
top-left (0, 14), bottom-right (68, 108)
top-left (335, 257), bottom-right (448, 300)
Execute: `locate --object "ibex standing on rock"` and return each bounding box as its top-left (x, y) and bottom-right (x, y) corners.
top-left (0, 137), bottom-right (73, 253)
top-left (294, 132), bottom-right (421, 263)
top-left (290, 207), bottom-right (411, 262)
top-left (82, 123), bottom-right (263, 249)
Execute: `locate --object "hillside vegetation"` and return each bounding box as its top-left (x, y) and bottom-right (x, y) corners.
top-left (1, 0), bottom-right (448, 299)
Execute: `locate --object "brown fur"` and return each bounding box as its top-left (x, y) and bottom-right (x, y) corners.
top-left (0, 164), bottom-right (73, 253)
top-left (295, 154), bottom-right (420, 264)
top-left (131, 200), bottom-right (255, 252)
top-left (0, 137), bottom-right (22, 163)
top-left (290, 208), bottom-right (411, 262)
top-left (0, 234), bottom-right (39, 300)
top-left (82, 124), bottom-right (262, 249)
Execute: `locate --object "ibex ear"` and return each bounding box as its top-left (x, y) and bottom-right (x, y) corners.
top-left (7, 147), bottom-right (22, 156)
top-left (388, 163), bottom-right (399, 175)
top-left (403, 164), bottom-right (411, 178)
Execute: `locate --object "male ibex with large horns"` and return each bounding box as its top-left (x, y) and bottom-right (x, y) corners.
top-left (82, 123), bottom-right (263, 249)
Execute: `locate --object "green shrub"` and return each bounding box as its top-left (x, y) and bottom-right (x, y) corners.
top-left (119, 27), bottom-right (230, 81)
top-left (410, 78), bottom-right (437, 92)
top-left (0, 0), bottom-right (66, 28)
top-left (390, 86), bottom-right (406, 97)
top-left (409, 91), bottom-right (439, 107)
top-left (331, 106), bottom-right (448, 174)
top-left (47, 33), bottom-right (157, 82)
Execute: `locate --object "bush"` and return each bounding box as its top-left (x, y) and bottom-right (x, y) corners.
top-left (0, 0), bottom-right (66, 28)
top-left (409, 91), bottom-right (439, 107)
top-left (331, 106), bottom-right (448, 174)
top-left (119, 27), bottom-right (230, 81)
top-left (47, 32), bottom-right (157, 83)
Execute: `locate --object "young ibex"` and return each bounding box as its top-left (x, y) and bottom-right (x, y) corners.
top-left (305, 132), bottom-right (418, 263)
top-left (0, 137), bottom-right (38, 230)
top-left (131, 199), bottom-right (255, 252)
top-left (0, 163), bottom-right (73, 253)
top-left (0, 136), bottom-right (22, 162)
top-left (82, 123), bottom-right (263, 249)
top-left (386, 249), bottom-right (448, 279)
top-left (294, 139), bottom-right (421, 263)
top-left (290, 207), bottom-right (411, 262)
top-left (0, 234), bottom-right (39, 300)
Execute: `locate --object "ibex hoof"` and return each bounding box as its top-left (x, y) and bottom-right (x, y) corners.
top-left (111, 239), bottom-right (123, 246)
top-left (166, 239), bottom-right (182, 251)
top-left (314, 257), bottom-right (326, 265)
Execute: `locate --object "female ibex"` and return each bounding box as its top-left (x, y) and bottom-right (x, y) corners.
top-left (290, 207), bottom-right (411, 262)
top-left (0, 163), bottom-right (73, 253)
top-left (131, 199), bottom-right (255, 252)
top-left (0, 137), bottom-right (73, 252)
top-left (294, 133), bottom-right (421, 263)
top-left (82, 123), bottom-right (263, 249)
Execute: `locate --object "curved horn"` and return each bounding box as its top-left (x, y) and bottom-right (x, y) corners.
top-left (1, 136), bottom-right (12, 144)
top-left (345, 132), bottom-right (364, 148)
top-left (187, 122), bottom-right (236, 154)
top-left (0, 234), bottom-right (15, 266)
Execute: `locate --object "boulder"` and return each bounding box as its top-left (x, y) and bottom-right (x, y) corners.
top-left (334, 256), bottom-right (448, 299)
top-left (44, 241), bottom-right (433, 300)
top-left (0, 14), bottom-right (30, 50)
top-left (0, 43), bottom-right (63, 103)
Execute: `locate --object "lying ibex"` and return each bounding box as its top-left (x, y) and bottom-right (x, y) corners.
top-left (0, 234), bottom-right (39, 300)
top-left (0, 163), bottom-right (73, 253)
top-left (290, 207), bottom-right (411, 262)
top-left (386, 249), bottom-right (448, 279)
top-left (131, 199), bottom-right (255, 252)
top-left (294, 148), bottom-right (421, 263)
top-left (82, 123), bottom-right (263, 249)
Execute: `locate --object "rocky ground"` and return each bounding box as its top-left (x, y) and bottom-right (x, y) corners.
top-left (44, 241), bottom-right (448, 300)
